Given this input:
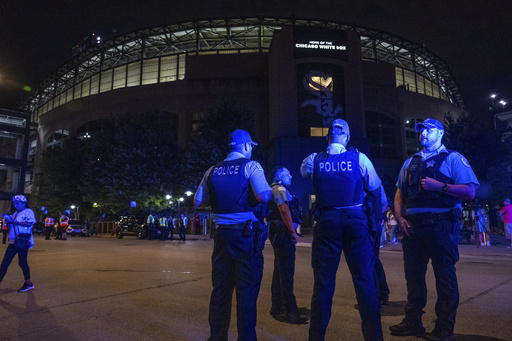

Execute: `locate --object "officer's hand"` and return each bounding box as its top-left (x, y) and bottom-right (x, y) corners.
top-left (421, 177), bottom-right (443, 192)
top-left (397, 216), bottom-right (411, 237)
top-left (290, 231), bottom-right (298, 245)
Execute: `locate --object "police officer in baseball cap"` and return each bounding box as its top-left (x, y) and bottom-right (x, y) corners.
top-left (195, 129), bottom-right (271, 340)
top-left (301, 118), bottom-right (383, 340)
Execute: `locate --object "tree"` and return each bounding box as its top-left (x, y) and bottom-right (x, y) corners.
top-left (182, 98), bottom-right (269, 191)
top-left (444, 112), bottom-right (512, 206)
top-left (32, 138), bottom-right (88, 216)
top-left (82, 111), bottom-right (181, 214)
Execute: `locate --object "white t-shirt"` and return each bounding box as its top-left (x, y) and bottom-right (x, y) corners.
top-left (8, 208), bottom-right (36, 248)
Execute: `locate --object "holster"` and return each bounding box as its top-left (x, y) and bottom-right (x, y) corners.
top-left (253, 221), bottom-right (267, 252)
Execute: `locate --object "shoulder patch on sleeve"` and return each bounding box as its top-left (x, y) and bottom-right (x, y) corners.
top-left (461, 157), bottom-right (471, 168)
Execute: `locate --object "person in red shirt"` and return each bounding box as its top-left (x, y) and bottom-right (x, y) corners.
top-left (499, 199), bottom-right (512, 248)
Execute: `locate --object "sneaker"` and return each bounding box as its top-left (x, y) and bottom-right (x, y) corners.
top-left (480, 242), bottom-right (485, 246)
top-left (389, 320), bottom-right (425, 336)
top-left (424, 329), bottom-right (455, 341)
top-left (18, 283), bottom-right (34, 293)
top-left (486, 241), bottom-right (491, 246)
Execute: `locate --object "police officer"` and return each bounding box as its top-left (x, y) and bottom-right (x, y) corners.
top-left (390, 118), bottom-right (479, 341)
top-left (300, 118), bottom-right (383, 341)
top-left (195, 129), bottom-right (271, 341)
top-left (159, 215), bottom-right (169, 240)
top-left (179, 214), bottom-right (188, 241)
top-left (147, 213), bottom-right (155, 240)
top-left (267, 166), bottom-right (308, 324)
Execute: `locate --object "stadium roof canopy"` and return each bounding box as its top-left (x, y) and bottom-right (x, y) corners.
top-left (23, 17), bottom-right (464, 114)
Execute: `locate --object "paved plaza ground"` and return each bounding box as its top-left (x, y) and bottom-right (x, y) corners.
top-left (0, 232), bottom-right (511, 340)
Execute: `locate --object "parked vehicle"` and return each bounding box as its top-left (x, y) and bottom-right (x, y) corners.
top-left (115, 215), bottom-right (145, 239)
top-left (66, 220), bottom-right (88, 236)
top-left (32, 222), bottom-right (45, 235)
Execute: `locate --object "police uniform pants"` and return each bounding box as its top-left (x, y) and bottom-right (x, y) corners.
top-left (373, 224), bottom-right (390, 302)
top-left (309, 208), bottom-right (382, 341)
top-left (402, 218), bottom-right (459, 333)
top-left (209, 227), bottom-right (263, 341)
top-left (269, 222), bottom-right (298, 314)
top-left (179, 227), bottom-right (186, 240)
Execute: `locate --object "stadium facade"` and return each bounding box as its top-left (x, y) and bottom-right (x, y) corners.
top-left (23, 17), bottom-right (465, 218)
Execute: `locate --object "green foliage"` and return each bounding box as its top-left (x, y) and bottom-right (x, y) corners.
top-left (183, 98), bottom-right (268, 190)
top-left (82, 111), bottom-right (181, 214)
top-left (32, 138), bottom-right (88, 216)
top-left (444, 112), bottom-right (512, 205)
top-left (32, 101), bottom-right (270, 217)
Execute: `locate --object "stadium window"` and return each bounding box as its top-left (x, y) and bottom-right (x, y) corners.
top-left (142, 58), bottom-right (159, 85)
top-left (160, 55), bottom-right (178, 82)
top-left (417, 74), bottom-right (425, 95)
top-left (90, 74), bottom-right (99, 95)
top-left (403, 70), bottom-right (416, 92)
top-left (73, 83), bottom-right (82, 100)
top-left (178, 55), bottom-right (186, 80)
top-left (310, 127), bottom-right (329, 137)
top-left (66, 88), bottom-right (73, 103)
top-left (395, 67), bottom-right (404, 87)
top-left (424, 78), bottom-right (432, 96)
top-left (113, 66), bottom-right (127, 89)
top-left (432, 83), bottom-right (440, 98)
top-left (127, 62), bottom-right (141, 87)
top-left (81, 78), bottom-right (91, 97)
top-left (100, 69), bottom-right (113, 93)
top-left (47, 129), bottom-right (69, 149)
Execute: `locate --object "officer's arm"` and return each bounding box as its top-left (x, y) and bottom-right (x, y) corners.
top-left (300, 153), bottom-right (317, 178)
top-left (247, 161), bottom-right (271, 203)
top-left (254, 191), bottom-right (270, 203)
top-left (278, 203), bottom-right (298, 244)
top-left (421, 178), bottom-right (475, 200)
top-left (394, 188), bottom-right (411, 236)
top-left (365, 187), bottom-right (382, 225)
top-left (194, 168), bottom-right (212, 207)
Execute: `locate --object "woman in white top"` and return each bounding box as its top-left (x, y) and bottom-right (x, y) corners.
top-left (0, 194), bottom-right (36, 293)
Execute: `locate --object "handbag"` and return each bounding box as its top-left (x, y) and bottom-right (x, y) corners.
top-left (13, 222), bottom-right (32, 249)
top-left (14, 233), bottom-right (31, 249)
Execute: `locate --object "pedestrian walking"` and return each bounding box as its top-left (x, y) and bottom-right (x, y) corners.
top-left (0, 195), bottom-right (36, 293)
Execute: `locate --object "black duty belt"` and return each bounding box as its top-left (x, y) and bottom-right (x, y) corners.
top-left (405, 209), bottom-right (459, 228)
top-left (216, 223), bottom-right (245, 230)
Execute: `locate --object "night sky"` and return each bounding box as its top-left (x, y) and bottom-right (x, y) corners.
top-left (1, 0), bottom-right (511, 116)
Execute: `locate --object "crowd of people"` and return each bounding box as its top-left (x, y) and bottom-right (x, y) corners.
top-left (144, 213), bottom-right (195, 241)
